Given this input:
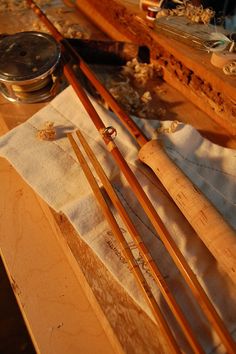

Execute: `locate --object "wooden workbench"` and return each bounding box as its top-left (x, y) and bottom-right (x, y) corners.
top-left (75, 0), bottom-right (236, 137)
top-left (0, 1), bottom-right (235, 354)
top-left (0, 2), bottom-right (168, 354)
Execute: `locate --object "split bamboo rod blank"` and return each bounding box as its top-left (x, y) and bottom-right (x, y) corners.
top-left (110, 146), bottom-right (236, 354)
top-left (26, 0), bottom-right (236, 286)
top-left (64, 68), bottom-right (236, 351)
top-left (27, 2), bottom-right (236, 352)
top-left (67, 132), bottom-right (180, 354)
top-left (75, 129), bottom-right (203, 354)
top-left (26, 0), bottom-right (148, 148)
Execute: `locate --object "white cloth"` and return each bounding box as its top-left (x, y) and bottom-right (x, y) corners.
top-left (0, 86), bottom-right (235, 353)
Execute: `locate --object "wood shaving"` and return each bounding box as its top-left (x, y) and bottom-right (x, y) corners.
top-left (155, 85), bottom-right (167, 95)
top-left (37, 121), bottom-right (56, 140)
top-left (122, 58), bottom-right (162, 86)
top-left (108, 80), bottom-right (155, 118)
top-left (32, 20), bottom-right (49, 33)
top-left (103, 59), bottom-right (166, 118)
top-left (32, 17), bottom-right (89, 39)
top-left (0, 0), bottom-right (27, 12)
top-left (223, 61), bottom-right (236, 76)
top-left (0, 0), bottom-right (51, 12)
top-left (156, 107), bottom-right (166, 117)
top-left (109, 82), bottom-right (141, 113)
top-left (157, 120), bottom-right (179, 135)
top-left (137, 106), bottom-right (154, 118)
top-left (141, 91), bottom-right (152, 103)
top-left (51, 19), bottom-right (89, 39)
top-left (157, 1), bottom-right (215, 25)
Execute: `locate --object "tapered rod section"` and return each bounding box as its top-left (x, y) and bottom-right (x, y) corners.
top-left (68, 132), bottom-right (181, 354)
top-left (26, 0), bottom-right (236, 286)
top-left (76, 129), bottom-right (204, 354)
top-left (27, 2), bottom-right (236, 352)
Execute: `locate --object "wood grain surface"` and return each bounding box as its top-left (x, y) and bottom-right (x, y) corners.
top-left (75, 0), bottom-right (236, 135)
top-left (0, 2), bottom-right (168, 353)
top-left (0, 119), bottom-right (120, 354)
top-left (0, 112), bottom-right (169, 354)
top-left (0, 1), bottom-right (235, 353)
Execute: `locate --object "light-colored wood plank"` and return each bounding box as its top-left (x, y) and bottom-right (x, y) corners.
top-left (75, 0), bottom-right (236, 136)
top-left (0, 2), bottom-right (235, 353)
top-left (40, 205), bottom-right (171, 354)
top-left (0, 121), bottom-right (120, 354)
top-left (0, 5), bottom-right (169, 353)
top-left (0, 115), bottom-right (170, 353)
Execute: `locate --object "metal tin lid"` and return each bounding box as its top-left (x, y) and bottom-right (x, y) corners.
top-left (0, 31), bottom-right (61, 83)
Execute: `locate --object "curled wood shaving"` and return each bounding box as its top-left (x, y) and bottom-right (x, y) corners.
top-left (51, 19), bottom-right (89, 39)
top-left (0, 0), bottom-right (27, 11)
top-left (141, 91), bottom-right (152, 103)
top-left (155, 85), bottom-right (167, 95)
top-left (223, 61), bottom-right (236, 76)
top-left (109, 82), bottom-right (141, 113)
top-left (122, 58), bottom-right (162, 86)
top-left (32, 17), bottom-right (89, 39)
top-left (156, 107), bottom-right (167, 117)
top-left (157, 1), bottom-right (215, 25)
top-left (32, 20), bottom-right (49, 33)
top-left (157, 120), bottom-right (180, 135)
top-left (37, 121), bottom-right (56, 140)
top-left (108, 81), bottom-right (155, 118)
top-left (0, 0), bottom-right (50, 12)
top-left (104, 59), bottom-right (165, 118)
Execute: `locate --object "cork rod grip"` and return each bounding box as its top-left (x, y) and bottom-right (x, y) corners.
top-left (138, 139), bottom-right (236, 285)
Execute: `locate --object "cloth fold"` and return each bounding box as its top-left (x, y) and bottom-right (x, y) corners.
top-left (0, 86), bottom-right (235, 353)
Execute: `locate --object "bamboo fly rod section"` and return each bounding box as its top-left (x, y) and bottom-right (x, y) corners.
top-left (66, 63), bottom-right (235, 353)
top-left (26, 0), bottom-right (149, 147)
top-left (74, 129), bottom-right (203, 354)
top-left (67, 132), bottom-right (180, 354)
top-left (27, 2), bottom-right (236, 352)
top-left (26, 0), bottom-right (236, 287)
top-left (67, 73), bottom-right (235, 354)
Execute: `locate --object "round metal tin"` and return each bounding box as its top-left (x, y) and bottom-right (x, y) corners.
top-left (0, 31), bottom-right (61, 103)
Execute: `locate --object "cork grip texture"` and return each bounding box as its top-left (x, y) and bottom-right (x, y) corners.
top-left (138, 139), bottom-right (236, 285)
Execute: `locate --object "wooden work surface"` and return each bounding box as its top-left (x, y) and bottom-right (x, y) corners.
top-left (0, 1), bottom-right (235, 354)
top-left (75, 0), bottom-right (236, 136)
top-left (0, 2), bottom-right (168, 354)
